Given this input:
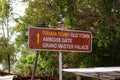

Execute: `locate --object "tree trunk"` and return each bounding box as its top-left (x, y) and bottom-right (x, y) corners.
top-left (7, 54), bottom-right (10, 73)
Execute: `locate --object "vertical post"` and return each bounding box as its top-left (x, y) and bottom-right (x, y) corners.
top-left (76, 74), bottom-right (81, 80)
top-left (59, 51), bottom-right (62, 80)
top-left (97, 73), bottom-right (101, 80)
top-left (31, 51), bottom-right (39, 80)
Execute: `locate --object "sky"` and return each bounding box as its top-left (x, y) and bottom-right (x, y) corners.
top-left (10, 0), bottom-right (28, 42)
top-left (12, 0), bottom-right (27, 19)
top-left (0, 0), bottom-right (27, 40)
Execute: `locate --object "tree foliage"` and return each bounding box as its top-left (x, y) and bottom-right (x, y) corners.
top-left (12, 0), bottom-right (120, 77)
top-left (0, 38), bottom-right (15, 61)
top-left (0, 0), bottom-right (15, 72)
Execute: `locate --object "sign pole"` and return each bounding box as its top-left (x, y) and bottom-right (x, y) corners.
top-left (59, 51), bottom-right (62, 80)
top-left (31, 51), bottom-right (39, 80)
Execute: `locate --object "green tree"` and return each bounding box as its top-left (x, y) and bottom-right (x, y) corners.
top-left (12, 0), bottom-right (120, 78)
top-left (0, 37), bottom-right (15, 72)
top-left (13, 54), bottom-right (35, 76)
top-left (0, 0), bottom-right (15, 72)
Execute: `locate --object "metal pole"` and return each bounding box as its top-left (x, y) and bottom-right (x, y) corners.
top-left (31, 51), bottom-right (39, 80)
top-left (97, 73), bottom-right (101, 80)
top-left (59, 51), bottom-right (62, 80)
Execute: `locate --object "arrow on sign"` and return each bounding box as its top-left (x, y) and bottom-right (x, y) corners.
top-left (36, 33), bottom-right (40, 45)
